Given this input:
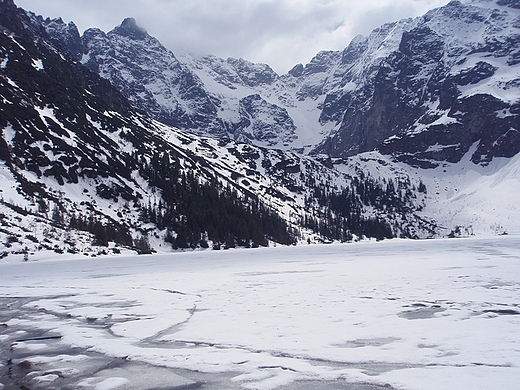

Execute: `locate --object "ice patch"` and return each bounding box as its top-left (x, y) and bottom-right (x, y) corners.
top-left (30, 374), bottom-right (60, 384)
top-left (10, 341), bottom-right (48, 352)
top-left (77, 376), bottom-right (129, 390)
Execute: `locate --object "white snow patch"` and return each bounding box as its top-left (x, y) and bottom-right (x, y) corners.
top-left (32, 59), bottom-right (44, 71)
top-left (5, 77), bottom-right (19, 89)
top-left (408, 147), bottom-right (520, 235)
top-left (425, 143), bottom-right (460, 152)
top-left (409, 110), bottom-right (460, 135)
top-left (22, 354), bottom-right (90, 365)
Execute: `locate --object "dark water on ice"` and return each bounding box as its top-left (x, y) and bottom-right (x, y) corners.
top-left (0, 298), bottom-right (395, 390)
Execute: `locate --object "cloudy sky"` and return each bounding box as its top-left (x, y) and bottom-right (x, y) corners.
top-left (16, 0), bottom-right (449, 74)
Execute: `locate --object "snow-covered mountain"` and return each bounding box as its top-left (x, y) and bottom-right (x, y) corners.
top-left (42, 0), bottom-right (519, 166)
top-left (41, 15), bottom-right (300, 148)
top-left (37, 14), bottom-right (341, 151)
top-left (314, 0), bottom-right (520, 168)
top-left (1, 0), bottom-right (519, 261)
top-left (1, 0), bottom-right (440, 260)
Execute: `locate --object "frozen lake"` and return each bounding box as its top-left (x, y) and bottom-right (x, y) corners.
top-left (1, 236), bottom-right (520, 389)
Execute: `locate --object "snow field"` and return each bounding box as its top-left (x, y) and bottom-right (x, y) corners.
top-left (1, 236), bottom-right (520, 389)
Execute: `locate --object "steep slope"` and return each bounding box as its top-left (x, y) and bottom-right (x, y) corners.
top-left (177, 54), bottom-right (302, 148)
top-left (0, 0), bottom-right (294, 257)
top-left (310, 0), bottom-right (520, 167)
top-left (337, 148), bottom-right (520, 236)
top-left (416, 150), bottom-right (520, 235)
top-left (40, 16), bottom-right (318, 150)
top-left (76, 18), bottom-right (299, 148)
top-left (80, 18), bottom-right (225, 135)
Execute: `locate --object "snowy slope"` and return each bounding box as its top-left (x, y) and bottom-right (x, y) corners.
top-left (179, 52), bottom-right (337, 152)
top-left (79, 18), bottom-right (224, 135)
top-left (337, 147), bottom-right (520, 236)
top-left (416, 148), bottom-right (520, 235)
top-left (38, 0), bottom-right (519, 163)
top-left (1, 0), bottom-right (438, 260)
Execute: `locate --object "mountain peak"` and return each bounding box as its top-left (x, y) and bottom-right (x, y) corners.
top-left (111, 17), bottom-right (148, 39)
top-left (121, 17), bottom-right (142, 30)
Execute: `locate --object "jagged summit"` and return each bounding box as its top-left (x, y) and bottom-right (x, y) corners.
top-left (111, 17), bottom-right (148, 39)
top-left (40, 17), bottom-right (83, 60)
top-left (288, 63), bottom-right (304, 78)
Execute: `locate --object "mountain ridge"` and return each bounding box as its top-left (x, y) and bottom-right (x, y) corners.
top-left (37, 0), bottom-right (519, 168)
top-left (1, 0), bottom-right (443, 260)
top-left (319, 0), bottom-right (520, 167)
top-left (1, 0), bottom-right (519, 261)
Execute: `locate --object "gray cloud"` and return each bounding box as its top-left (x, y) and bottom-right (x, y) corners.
top-left (15, 0), bottom-right (449, 73)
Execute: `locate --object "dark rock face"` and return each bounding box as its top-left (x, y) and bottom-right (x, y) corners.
top-left (79, 20), bottom-right (224, 134)
top-left (313, 0), bottom-right (520, 167)
top-left (233, 94), bottom-right (297, 145)
top-left (111, 17), bottom-right (148, 40)
top-left (288, 63), bottom-right (304, 78)
top-left (497, 0), bottom-right (520, 9)
top-left (226, 58), bottom-right (278, 87)
top-left (295, 51), bottom-right (342, 102)
top-left (40, 17), bottom-right (83, 60)
top-left (0, 0), bottom-right (140, 192)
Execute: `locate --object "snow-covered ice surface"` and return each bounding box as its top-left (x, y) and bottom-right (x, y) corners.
top-left (1, 237), bottom-right (520, 389)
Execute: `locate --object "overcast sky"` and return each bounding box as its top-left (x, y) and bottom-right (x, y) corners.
top-left (16, 0), bottom-right (449, 74)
